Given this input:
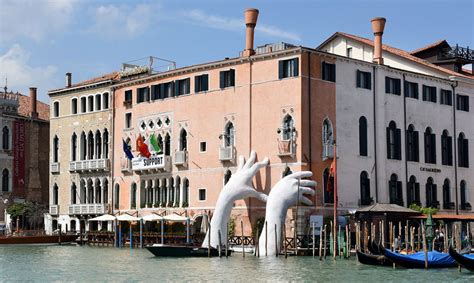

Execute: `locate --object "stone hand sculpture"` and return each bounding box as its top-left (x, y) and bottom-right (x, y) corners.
top-left (258, 171), bottom-right (316, 256)
top-left (202, 151), bottom-right (269, 248)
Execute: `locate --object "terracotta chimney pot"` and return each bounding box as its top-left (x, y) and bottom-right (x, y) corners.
top-left (66, 72), bottom-right (72, 88)
top-left (371, 17), bottom-right (386, 64)
top-left (29, 87), bottom-right (38, 119)
top-left (243, 8), bottom-right (259, 57)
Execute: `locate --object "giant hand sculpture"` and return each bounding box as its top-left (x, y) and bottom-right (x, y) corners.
top-left (258, 171), bottom-right (316, 256)
top-left (202, 151), bottom-right (269, 248)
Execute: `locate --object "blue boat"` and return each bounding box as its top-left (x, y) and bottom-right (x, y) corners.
top-left (449, 246), bottom-right (474, 271)
top-left (383, 248), bottom-right (457, 268)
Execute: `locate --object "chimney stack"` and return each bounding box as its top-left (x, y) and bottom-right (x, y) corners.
top-left (29, 87), bottom-right (38, 119)
top-left (242, 8), bottom-right (259, 57)
top-left (66, 72), bottom-right (72, 88)
top-left (371, 17), bottom-right (386, 65)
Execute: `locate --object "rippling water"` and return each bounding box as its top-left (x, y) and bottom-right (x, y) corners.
top-left (1, 245), bottom-right (474, 282)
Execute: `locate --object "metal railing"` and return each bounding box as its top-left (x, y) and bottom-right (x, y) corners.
top-left (174, 151), bottom-right (187, 165)
top-left (68, 203), bottom-right (108, 215)
top-left (277, 139), bottom-right (295, 157)
top-left (438, 45), bottom-right (473, 61)
top-left (322, 143), bottom-right (334, 160)
top-left (69, 159), bottom-right (110, 172)
top-left (219, 146), bottom-right (235, 161)
top-left (120, 158), bottom-right (132, 172)
top-left (50, 163), bottom-right (60, 174)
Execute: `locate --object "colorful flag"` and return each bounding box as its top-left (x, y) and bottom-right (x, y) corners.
top-left (136, 135), bottom-right (151, 158)
top-left (122, 139), bottom-right (134, 160)
top-left (326, 158), bottom-right (336, 192)
top-left (149, 134), bottom-right (162, 153)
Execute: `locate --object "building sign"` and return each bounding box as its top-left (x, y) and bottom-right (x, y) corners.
top-left (420, 167), bottom-right (441, 173)
top-left (132, 154), bottom-right (166, 170)
top-left (12, 120), bottom-right (25, 197)
top-left (119, 65), bottom-right (149, 78)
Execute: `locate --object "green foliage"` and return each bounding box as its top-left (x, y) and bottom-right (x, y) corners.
top-left (409, 203), bottom-right (439, 215)
top-left (228, 218), bottom-right (236, 237)
top-left (252, 217), bottom-right (265, 238)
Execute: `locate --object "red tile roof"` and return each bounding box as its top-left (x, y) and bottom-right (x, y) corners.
top-left (410, 39), bottom-right (448, 55)
top-left (49, 72), bottom-right (120, 93)
top-left (18, 93), bottom-right (50, 120)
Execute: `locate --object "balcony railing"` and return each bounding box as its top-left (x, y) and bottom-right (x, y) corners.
top-left (51, 163), bottom-right (60, 174)
top-left (460, 202), bottom-right (472, 211)
top-left (438, 45), bottom-right (473, 62)
top-left (277, 139), bottom-right (295, 157)
top-left (219, 146), bottom-right (235, 162)
top-left (443, 202), bottom-right (456, 210)
top-left (49, 205), bottom-right (59, 215)
top-left (121, 158), bottom-right (132, 172)
top-left (174, 151), bottom-right (187, 166)
top-left (69, 159), bottom-right (110, 172)
top-left (322, 143), bottom-right (334, 160)
top-left (68, 203), bottom-right (108, 215)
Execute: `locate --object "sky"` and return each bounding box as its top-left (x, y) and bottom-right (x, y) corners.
top-left (0, 0), bottom-right (472, 103)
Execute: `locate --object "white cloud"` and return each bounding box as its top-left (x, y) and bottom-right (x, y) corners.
top-left (180, 9), bottom-right (301, 42)
top-left (0, 44), bottom-right (58, 101)
top-left (87, 3), bottom-right (157, 38)
top-left (0, 0), bottom-right (77, 43)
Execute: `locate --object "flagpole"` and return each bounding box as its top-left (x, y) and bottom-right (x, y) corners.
top-left (333, 141), bottom-right (337, 260)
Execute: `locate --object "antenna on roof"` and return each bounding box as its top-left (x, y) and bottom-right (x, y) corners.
top-left (4, 76), bottom-right (7, 93)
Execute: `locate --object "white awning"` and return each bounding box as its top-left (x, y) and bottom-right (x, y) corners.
top-left (89, 214), bottom-right (116, 221)
top-left (163, 214), bottom-right (188, 222)
top-left (141, 214), bottom-right (164, 222)
top-left (116, 214), bottom-right (140, 222)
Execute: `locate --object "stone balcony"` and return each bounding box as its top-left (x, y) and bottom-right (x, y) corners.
top-left (174, 151), bottom-right (187, 166)
top-left (69, 159), bottom-right (110, 172)
top-left (51, 163), bottom-right (60, 174)
top-left (68, 203), bottom-right (108, 215)
top-left (277, 139), bottom-right (295, 157)
top-left (219, 146), bottom-right (235, 162)
top-left (49, 205), bottom-right (59, 215)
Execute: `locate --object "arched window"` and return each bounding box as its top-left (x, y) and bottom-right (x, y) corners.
top-left (323, 168), bottom-right (334, 204)
top-left (80, 131), bottom-right (87, 160)
top-left (168, 177), bottom-right (174, 206)
top-left (154, 179), bottom-right (160, 205)
top-left (458, 133), bottom-right (469, 168)
top-left (80, 97), bottom-right (87, 113)
top-left (179, 129), bottom-right (187, 151)
top-left (103, 92), bottom-right (109, 109)
top-left (103, 129), bottom-right (109, 159)
top-left (164, 134), bottom-right (171, 156)
top-left (282, 115), bottom-right (294, 141)
top-left (157, 135), bottom-right (163, 154)
top-left (52, 183), bottom-right (59, 205)
top-left (322, 119), bottom-right (333, 145)
top-left (175, 176), bottom-right (181, 207)
top-left (386, 121), bottom-right (401, 160)
top-left (53, 101), bottom-right (59, 117)
top-left (359, 116), bottom-right (368, 156)
top-left (360, 171), bottom-right (371, 205)
top-left (425, 177), bottom-right (438, 208)
top-left (87, 131), bottom-right (94, 160)
top-left (71, 98), bottom-right (78, 114)
top-left (2, 126), bottom-right (9, 150)
top-left (182, 178), bottom-right (189, 207)
top-left (441, 130), bottom-right (453, 165)
top-left (53, 135), bottom-right (59, 163)
top-left (70, 182), bottom-right (77, 204)
top-left (424, 127), bottom-right (436, 164)
top-left (282, 166), bottom-right (292, 178)
top-left (407, 175), bottom-right (420, 206)
top-left (160, 178), bottom-right (167, 206)
top-left (224, 170), bottom-right (232, 185)
top-left (140, 180), bottom-right (146, 208)
top-left (114, 184), bottom-right (120, 209)
top-left (389, 173), bottom-right (403, 205)
top-left (88, 96), bottom-right (94, 112)
top-left (460, 180), bottom-right (470, 210)
top-left (71, 133), bottom-right (77, 161)
top-left (95, 94), bottom-right (101, 111)
top-left (224, 122), bottom-right (235, 147)
top-left (406, 124), bottom-right (419, 162)
top-left (87, 179), bottom-right (94, 204)
top-left (442, 179), bottom-right (453, 209)
top-left (95, 179), bottom-right (101, 204)
top-left (131, 183), bottom-right (137, 209)
top-left (2, 169), bottom-right (9, 192)
top-left (80, 179), bottom-right (86, 204)
top-left (95, 130), bottom-right (102, 159)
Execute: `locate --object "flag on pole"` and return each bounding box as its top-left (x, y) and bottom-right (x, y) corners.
top-left (326, 157), bottom-right (336, 192)
top-left (122, 139), bottom-right (134, 160)
top-left (136, 135), bottom-right (151, 158)
top-left (149, 133), bottom-right (162, 153)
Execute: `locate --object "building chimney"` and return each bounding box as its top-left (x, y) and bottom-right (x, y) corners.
top-left (66, 72), bottom-right (72, 88)
top-left (371, 17), bottom-right (386, 64)
top-left (29, 87), bottom-right (38, 119)
top-left (242, 8), bottom-right (259, 57)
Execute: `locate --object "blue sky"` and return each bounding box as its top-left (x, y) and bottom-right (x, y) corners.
top-left (0, 0), bottom-right (472, 103)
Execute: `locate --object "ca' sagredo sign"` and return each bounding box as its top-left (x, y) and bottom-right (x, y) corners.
top-left (420, 167), bottom-right (441, 173)
top-left (132, 154), bottom-right (165, 170)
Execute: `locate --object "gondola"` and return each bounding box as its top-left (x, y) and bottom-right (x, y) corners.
top-left (356, 250), bottom-right (393, 266)
top-left (449, 246), bottom-right (474, 271)
top-left (0, 234), bottom-right (78, 245)
top-left (368, 240), bottom-right (384, 255)
top-left (383, 248), bottom-right (457, 268)
top-left (146, 244), bottom-right (232, 257)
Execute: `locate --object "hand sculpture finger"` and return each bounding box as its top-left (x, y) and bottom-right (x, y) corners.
top-left (286, 171), bottom-right (313, 180)
top-left (299, 180), bottom-right (316, 187)
top-left (250, 190), bottom-right (268, 202)
top-left (250, 158), bottom-right (269, 175)
top-left (243, 150), bottom-right (257, 169)
top-left (299, 187), bottom-right (315, 195)
top-left (237, 155), bottom-right (245, 170)
top-left (300, 195), bottom-right (313, 206)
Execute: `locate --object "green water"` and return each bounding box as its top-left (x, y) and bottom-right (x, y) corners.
top-left (1, 245), bottom-right (473, 282)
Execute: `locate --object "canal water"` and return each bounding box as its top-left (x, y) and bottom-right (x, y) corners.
top-left (1, 245), bottom-right (473, 282)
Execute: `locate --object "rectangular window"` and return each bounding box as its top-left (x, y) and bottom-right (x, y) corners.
top-left (137, 87), bottom-right (150, 103)
top-left (346, 47), bottom-right (352, 58)
top-left (53, 102), bottom-right (59, 117)
top-left (199, 189), bottom-right (206, 201)
top-left (457, 94), bottom-right (469, 111)
top-left (404, 81), bottom-right (419, 99)
top-left (440, 89), bottom-right (452, 105)
top-left (125, 113), bottom-right (132, 129)
top-left (322, 62), bottom-right (336, 82)
top-left (422, 85), bottom-right (437, 103)
top-left (200, 141), bottom-right (207, 152)
top-left (164, 82), bottom-right (174, 98)
top-left (356, 70), bottom-right (371, 90)
top-left (81, 97), bottom-right (87, 113)
top-left (151, 84), bottom-right (160, 100)
top-left (71, 99), bottom-right (77, 114)
top-left (385, 77), bottom-right (401, 95)
top-left (124, 90), bottom-right (132, 104)
top-left (278, 58), bottom-right (299, 79)
top-left (195, 74), bottom-right (209, 93)
top-left (219, 69), bottom-right (235, 89)
top-left (175, 78), bottom-right (191, 96)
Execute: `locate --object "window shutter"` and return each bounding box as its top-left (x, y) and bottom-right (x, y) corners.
top-left (415, 183), bottom-right (420, 202)
top-left (396, 79), bottom-right (401, 95)
top-left (414, 131), bottom-right (419, 161)
top-left (466, 97), bottom-right (470, 111)
top-left (356, 70), bottom-right (361, 88)
top-left (219, 71), bottom-right (225, 89)
top-left (146, 87), bottom-right (150, 101)
top-left (230, 69), bottom-right (235, 86)
top-left (367, 72), bottom-right (372, 90)
top-left (385, 77), bottom-right (390, 93)
top-left (432, 88), bottom-right (437, 103)
top-left (174, 81), bottom-right (179, 96)
top-left (422, 86), bottom-right (427, 101)
top-left (404, 81), bottom-right (408, 97)
top-left (203, 74), bottom-right (209, 91)
top-left (185, 78), bottom-right (191, 94)
top-left (431, 134), bottom-right (437, 163)
top-left (397, 181), bottom-right (403, 202)
top-left (151, 85), bottom-right (156, 100)
top-left (293, 58), bottom-right (299, 77)
top-left (464, 139), bottom-right (469, 167)
top-left (322, 62), bottom-right (326, 80)
top-left (414, 84), bottom-right (419, 99)
top-left (159, 84), bottom-right (165, 99)
top-left (433, 184), bottom-right (438, 203)
top-left (194, 76), bottom-right (199, 93)
top-left (395, 128), bottom-right (401, 160)
top-left (386, 127), bottom-right (391, 159)
top-left (447, 136), bottom-right (453, 165)
top-left (331, 64), bottom-right (336, 82)
top-left (278, 60), bottom-right (284, 79)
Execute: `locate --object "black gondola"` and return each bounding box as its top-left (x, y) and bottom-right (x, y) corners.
top-left (368, 240), bottom-right (384, 255)
top-left (356, 250), bottom-right (393, 266)
top-left (146, 244), bottom-right (232, 257)
top-left (449, 246), bottom-right (474, 271)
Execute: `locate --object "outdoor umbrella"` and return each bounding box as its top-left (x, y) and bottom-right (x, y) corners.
top-left (163, 214), bottom-right (191, 244)
top-left (142, 214), bottom-right (165, 244)
top-left (116, 214), bottom-right (141, 249)
top-left (89, 214), bottom-right (116, 221)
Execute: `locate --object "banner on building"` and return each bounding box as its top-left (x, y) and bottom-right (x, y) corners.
top-left (132, 154), bottom-right (166, 170)
top-left (13, 120), bottom-right (25, 197)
